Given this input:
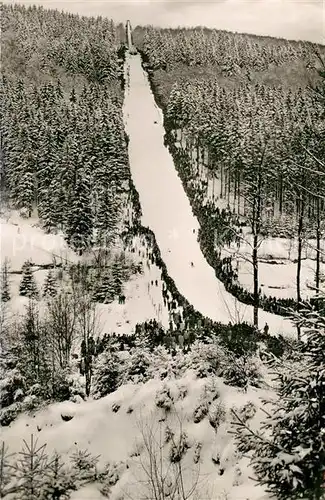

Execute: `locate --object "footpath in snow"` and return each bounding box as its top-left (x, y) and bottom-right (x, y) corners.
top-left (123, 53), bottom-right (295, 336)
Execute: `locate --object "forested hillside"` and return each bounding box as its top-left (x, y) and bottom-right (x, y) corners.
top-left (1, 4), bottom-right (128, 253)
top-left (134, 26), bottom-right (325, 327)
top-left (0, 8), bottom-right (325, 500)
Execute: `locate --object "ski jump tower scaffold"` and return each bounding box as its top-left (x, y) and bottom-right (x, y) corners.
top-left (126, 20), bottom-right (137, 54)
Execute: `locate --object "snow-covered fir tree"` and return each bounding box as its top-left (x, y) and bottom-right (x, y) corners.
top-left (43, 270), bottom-right (57, 298)
top-left (233, 300), bottom-right (325, 500)
top-left (110, 260), bottom-right (124, 297)
top-left (19, 261), bottom-right (39, 299)
top-left (95, 186), bottom-right (119, 246)
top-left (65, 174), bottom-right (93, 255)
top-left (17, 154), bottom-right (35, 217)
top-left (93, 271), bottom-right (116, 303)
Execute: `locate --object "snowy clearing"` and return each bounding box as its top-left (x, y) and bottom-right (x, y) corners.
top-left (0, 211), bottom-right (80, 269)
top-left (0, 370), bottom-right (271, 500)
top-left (1, 213), bottom-right (171, 335)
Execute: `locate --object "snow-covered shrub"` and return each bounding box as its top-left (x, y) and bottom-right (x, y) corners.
top-left (193, 400), bottom-right (209, 423)
top-left (155, 385), bottom-right (173, 411)
top-left (123, 347), bottom-right (151, 384)
top-left (193, 379), bottom-right (221, 424)
top-left (130, 440), bottom-right (143, 458)
top-left (112, 402), bottom-right (121, 413)
top-left (193, 442), bottom-right (202, 464)
top-left (91, 350), bottom-right (121, 399)
top-left (0, 402), bottom-right (22, 426)
top-left (169, 431), bottom-right (189, 463)
top-left (0, 368), bottom-right (26, 408)
top-left (159, 348), bottom-right (187, 379)
top-left (237, 401), bottom-right (257, 423)
top-left (219, 324), bottom-right (258, 357)
top-left (98, 461), bottom-right (124, 498)
top-left (165, 426), bottom-right (174, 444)
top-left (70, 449), bottom-right (100, 483)
top-left (13, 387), bottom-right (24, 402)
top-left (0, 442), bottom-right (14, 497)
top-left (188, 340), bottom-right (225, 378)
top-left (176, 384), bottom-right (188, 400)
top-left (233, 295), bottom-right (325, 499)
top-left (9, 435), bottom-right (49, 498)
top-left (223, 356), bottom-right (262, 389)
top-left (209, 401), bottom-right (226, 430)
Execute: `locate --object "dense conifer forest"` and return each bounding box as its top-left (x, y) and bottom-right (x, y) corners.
top-left (1, 4), bottom-right (128, 253)
top-left (0, 7), bottom-right (325, 500)
top-left (134, 26), bottom-right (325, 327)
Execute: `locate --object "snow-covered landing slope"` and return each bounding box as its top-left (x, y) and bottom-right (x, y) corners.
top-left (123, 53), bottom-right (295, 336)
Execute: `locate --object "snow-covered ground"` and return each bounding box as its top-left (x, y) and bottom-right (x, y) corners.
top-left (0, 211), bottom-right (80, 269)
top-left (1, 368), bottom-right (271, 500)
top-left (123, 53), bottom-right (295, 335)
top-left (237, 258), bottom-right (318, 299)
top-left (221, 231), bottom-right (324, 300)
top-left (174, 137), bottom-right (324, 301)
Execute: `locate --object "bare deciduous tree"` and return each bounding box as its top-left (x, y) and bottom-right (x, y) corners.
top-left (128, 408), bottom-right (208, 500)
top-left (75, 288), bottom-right (101, 397)
top-left (46, 291), bottom-right (78, 369)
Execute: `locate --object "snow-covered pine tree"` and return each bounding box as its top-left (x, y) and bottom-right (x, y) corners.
top-left (43, 270), bottom-right (57, 298)
top-left (0, 442), bottom-right (15, 497)
top-left (17, 150), bottom-right (36, 217)
top-left (95, 187), bottom-right (119, 246)
top-left (111, 260), bottom-right (124, 297)
top-left (93, 271), bottom-right (116, 303)
top-left (11, 435), bottom-right (49, 500)
top-left (1, 259), bottom-right (11, 302)
top-left (39, 450), bottom-right (75, 499)
top-left (232, 299), bottom-right (325, 500)
top-left (65, 173), bottom-right (93, 255)
top-left (37, 129), bottom-right (57, 231)
top-left (19, 261), bottom-right (39, 299)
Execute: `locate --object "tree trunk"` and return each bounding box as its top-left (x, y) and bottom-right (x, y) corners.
top-left (279, 172), bottom-right (283, 215)
top-left (253, 233), bottom-right (259, 329)
top-left (315, 194), bottom-right (321, 299)
top-left (220, 164), bottom-right (223, 198)
top-left (237, 171), bottom-right (241, 214)
top-left (296, 196), bottom-right (304, 340)
top-left (252, 165), bottom-right (263, 329)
